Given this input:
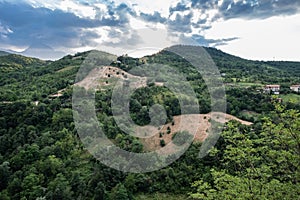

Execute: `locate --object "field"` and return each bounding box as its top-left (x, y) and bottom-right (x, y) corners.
top-left (280, 93), bottom-right (300, 103)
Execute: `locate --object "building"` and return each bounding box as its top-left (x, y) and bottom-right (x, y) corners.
top-left (264, 85), bottom-right (280, 95)
top-left (290, 85), bottom-right (300, 93)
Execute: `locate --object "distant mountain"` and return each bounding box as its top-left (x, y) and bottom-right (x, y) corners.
top-left (0, 51), bottom-right (11, 56)
top-left (0, 42), bottom-right (65, 60)
top-left (21, 42), bottom-right (65, 60)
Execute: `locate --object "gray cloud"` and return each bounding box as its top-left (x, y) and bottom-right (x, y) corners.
top-left (102, 29), bottom-right (142, 47)
top-left (0, 1), bottom-right (133, 50)
top-left (116, 3), bottom-right (136, 16)
top-left (168, 12), bottom-right (194, 33)
top-left (208, 37), bottom-right (240, 47)
top-left (190, 34), bottom-right (239, 46)
top-left (140, 12), bottom-right (167, 23)
top-left (220, 0), bottom-right (300, 19)
top-left (165, 0), bottom-right (300, 48)
top-left (190, 0), bottom-right (219, 9)
top-left (169, 2), bottom-right (189, 14)
top-left (169, 0), bottom-right (300, 20)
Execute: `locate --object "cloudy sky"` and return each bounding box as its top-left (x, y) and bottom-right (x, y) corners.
top-left (0, 0), bottom-right (299, 60)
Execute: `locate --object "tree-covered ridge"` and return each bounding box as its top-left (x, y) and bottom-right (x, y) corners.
top-left (0, 54), bottom-right (46, 72)
top-left (0, 46), bottom-right (299, 199)
top-left (0, 53), bottom-right (84, 101)
top-left (148, 45), bottom-right (300, 85)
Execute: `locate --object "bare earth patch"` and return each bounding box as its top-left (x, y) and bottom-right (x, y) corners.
top-left (75, 66), bottom-right (147, 90)
top-left (53, 66), bottom-right (164, 97)
top-left (140, 112), bottom-right (252, 151)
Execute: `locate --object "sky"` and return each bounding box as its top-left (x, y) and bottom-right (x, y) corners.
top-left (0, 0), bottom-right (299, 61)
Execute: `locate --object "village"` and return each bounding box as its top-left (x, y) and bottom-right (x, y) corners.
top-left (264, 84), bottom-right (300, 94)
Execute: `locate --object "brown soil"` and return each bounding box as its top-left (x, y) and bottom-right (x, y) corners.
top-left (140, 112), bottom-right (252, 151)
top-left (75, 66), bottom-right (150, 90)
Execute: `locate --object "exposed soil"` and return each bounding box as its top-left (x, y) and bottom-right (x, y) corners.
top-left (75, 66), bottom-right (149, 90)
top-left (140, 112), bottom-right (252, 151)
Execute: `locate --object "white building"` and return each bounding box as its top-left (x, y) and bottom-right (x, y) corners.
top-left (264, 85), bottom-right (280, 95)
top-left (290, 85), bottom-right (300, 93)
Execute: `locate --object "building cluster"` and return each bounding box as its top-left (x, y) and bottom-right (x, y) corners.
top-left (264, 84), bottom-right (300, 95)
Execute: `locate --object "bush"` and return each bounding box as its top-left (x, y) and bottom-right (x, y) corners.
top-left (159, 132), bottom-right (164, 138)
top-left (167, 126), bottom-right (171, 134)
top-left (160, 140), bottom-right (166, 147)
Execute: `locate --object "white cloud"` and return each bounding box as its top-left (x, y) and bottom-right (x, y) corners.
top-left (59, 0), bottom-right (96, 19)
top-left (0, 43), bottom-right (27, 52)
top-left (80, 27), bottom-right (175, 57)
top-left (114, 0), bottom-right (179, 17)
top-left (94, 3), bottom-right (108, 14)
top-left (204, 14), bottom-right (300, 61)
top-left (26, 0), bottom-right (96, 19)
top-left (129, 17), bottom-right (148, 29)
top-left (0, 22), bottom-right (13, 40)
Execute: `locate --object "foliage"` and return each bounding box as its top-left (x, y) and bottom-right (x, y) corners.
top-left (189, 104), bottom-right (300, 199)
top-left (0, 47), bottom-right (299, 199)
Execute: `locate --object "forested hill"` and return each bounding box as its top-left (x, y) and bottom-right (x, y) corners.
top-left (0, 51), bottom-right (86, 101)
top-left (0, 46), bottom-right (300, 199)
top-left (144, 45), bottom-right (300, 84)
top-left (205, 46), bottom-right (300, 80)
top-left (0, 45), bottom-right (299, 112)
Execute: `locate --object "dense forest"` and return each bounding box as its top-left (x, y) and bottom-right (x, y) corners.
top-left (0, 45), bottom-right (299, 199)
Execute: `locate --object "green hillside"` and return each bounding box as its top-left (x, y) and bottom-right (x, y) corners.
top-left (0, 54), bottom-right (45, 72)
top-left (0, 46), bottom-right (300, 199)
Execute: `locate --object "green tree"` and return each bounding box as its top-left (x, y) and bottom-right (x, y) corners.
top-left (190, 170), bottom-right (300, 200)
top-left (109, 183), bottom-right (130, 200)
top-left (46, 173), bottom-right (73, 200)
top-left (0, 161), bottom-right (11, 190)
top-left (94, 182), bottom-right (106, 200)
top-left (21, 172), bottom-right (44, 200)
